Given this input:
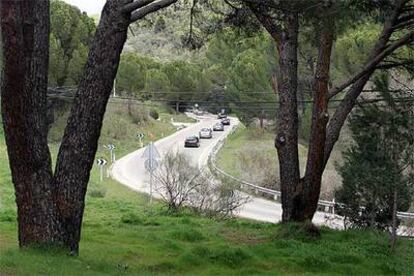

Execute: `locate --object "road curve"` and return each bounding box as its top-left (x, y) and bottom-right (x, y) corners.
top-left (111, 114), bottom-right (343, 229)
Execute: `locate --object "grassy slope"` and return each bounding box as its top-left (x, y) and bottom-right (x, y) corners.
top-left (216, 125), bottom-right (342, 200)
top-left (1, 108), bottom-right (414, 275)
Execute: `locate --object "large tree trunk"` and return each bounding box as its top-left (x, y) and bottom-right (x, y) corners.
top-left (248, 5), bottom-right (301, 222)
top-left (52, 0), bottom-right (130, 253)
top-left (0, 0), bottom-right (61, 245)
top-left (301, 16), bottom-right (335, 221)
top-left (248, 0), bottom-right (412, 223)
top-left (2, 0), bottom-right (178, 253)
top-left (272, 12), bottom-right (301, 222)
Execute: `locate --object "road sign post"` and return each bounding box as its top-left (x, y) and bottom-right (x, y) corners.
top-left (137, 133), bottom-right (145, 148)
top-left (104, 144), bottom-right (116, 163)
top-left (143, 142), bottom-right (160, 204)
top-left (96, 158), bottom-right (108, 182)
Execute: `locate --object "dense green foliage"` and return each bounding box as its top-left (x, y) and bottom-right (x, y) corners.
top-left (49, 0), bottom-right (96, 86)
top-left (205, 30), bottom-right (277, 124)
top-left (336, 75), bottom-right (414, 230)
top-left (47, 0), bottom-right (412, 129)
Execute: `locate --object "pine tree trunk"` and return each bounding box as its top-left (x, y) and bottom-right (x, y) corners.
top-left (301, 15), bottom-right (335, 221)
top-left (272, 11), bottom-right (302, 222)
top-left (52, 0), bottom-right (130, 253)
top-left (0, 0), bottom-right (62, 246)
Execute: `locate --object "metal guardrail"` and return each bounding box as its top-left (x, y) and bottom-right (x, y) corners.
top-left (208, 124), bottom-right (414, 219)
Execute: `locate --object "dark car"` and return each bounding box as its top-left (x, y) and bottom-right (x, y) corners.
top-left (199, 128), bottom-right (213, 139)
top-left (213, 123), bottom-right (224, 131)
top-left (184, 136), bottom-right (200, 148)
top-left (221, 118), bottom-right (230, 125)
top-left (217, 113), bottom-right (227, 119)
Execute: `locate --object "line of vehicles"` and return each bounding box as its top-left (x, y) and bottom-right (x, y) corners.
top-left (184, 113), bottom-right (231, 148)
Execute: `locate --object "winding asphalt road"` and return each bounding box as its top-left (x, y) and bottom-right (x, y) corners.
top-left (111, 114), bottom-right (343, 229)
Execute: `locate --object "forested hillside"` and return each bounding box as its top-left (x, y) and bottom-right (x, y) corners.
top-left (51, 0), bottom-right (413, 127)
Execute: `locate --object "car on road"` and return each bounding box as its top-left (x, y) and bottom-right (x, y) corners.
top-left (184, 136), bottom-right (200, 148)
top-left (199, 128), bottom-right (213, 139)
top-left (217, 113), bottom-right (227, 119)
top-left (213, 123), bottom-right (224, 131)
top-left (221, 118), bottom-right (230, 125)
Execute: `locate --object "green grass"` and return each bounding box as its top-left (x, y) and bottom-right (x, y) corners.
top-left (1, 106), bottom-right (414, 275)
top-left (216, 126), bottom-right (342, 200)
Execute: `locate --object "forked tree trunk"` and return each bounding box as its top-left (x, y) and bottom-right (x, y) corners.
top-left (249, 1), bottom-right (411, 223)
top-left (52, 0), bottom-right (130, 253)
top-left (0, 0), bottom-right (62, 246)
top-left (2, 0), bottom-right (177, 253)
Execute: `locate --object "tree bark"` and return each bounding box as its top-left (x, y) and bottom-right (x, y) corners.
top-left (1, 0), bottom-right (178, 253)
top-left (52, 0), bottom-right (131, 253)
top-left (272, 12), bottom-right (301, 222)
top-left (249, 5), bottom-right (301, 222)
top-left (0, 0), bottom-right (61, 246)
top-left (301, 15), bottom-right (335, 221)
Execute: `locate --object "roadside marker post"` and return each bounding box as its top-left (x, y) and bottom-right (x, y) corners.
top-left (96, 158), bottom-right (108, 182)
top-left (104, 144), bottom-right (116, 163)
top-left (137, 133), bottom-right (145, 148)
top-left (142, 142), bottom-right (160, 204)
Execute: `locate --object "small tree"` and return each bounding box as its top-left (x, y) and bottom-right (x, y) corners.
top-left (154, 150), bottom-right (248, 217)
top-left (154, 150), bottom-right (202, 212)
top-left (336, 74), bottom-right (414, 232)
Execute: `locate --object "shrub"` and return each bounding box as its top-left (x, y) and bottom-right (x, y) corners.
top-left (127, 101), bottom-right (149, 125)
top-left (87, 182), bottom-right (107, 198)
top-left (149, 109), bottom-right (159, 120)
top-left (121, 213), bottom-right (144, 225)
top-left (155, 150), bottom-right (249, 217)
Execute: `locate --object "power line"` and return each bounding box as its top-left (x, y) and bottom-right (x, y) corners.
top-left (50, 87), bottom-right (414, 95)
top-left (48, 92), bottom-right (414, 104)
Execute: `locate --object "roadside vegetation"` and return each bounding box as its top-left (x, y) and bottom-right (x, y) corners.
top-left (48, 99), bottom-right (193, 158)
top-left (1, 137), bottom-right (414, 275)
top-left (1, 99), bottom-right (413, 275)
top-left (216, 125), bottom-right (342, 200)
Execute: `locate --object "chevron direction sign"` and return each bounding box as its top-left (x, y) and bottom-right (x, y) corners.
top-left (96, 158), bottom-right (108, 182)
top-left (104, 144), bottom-right (116, 163)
